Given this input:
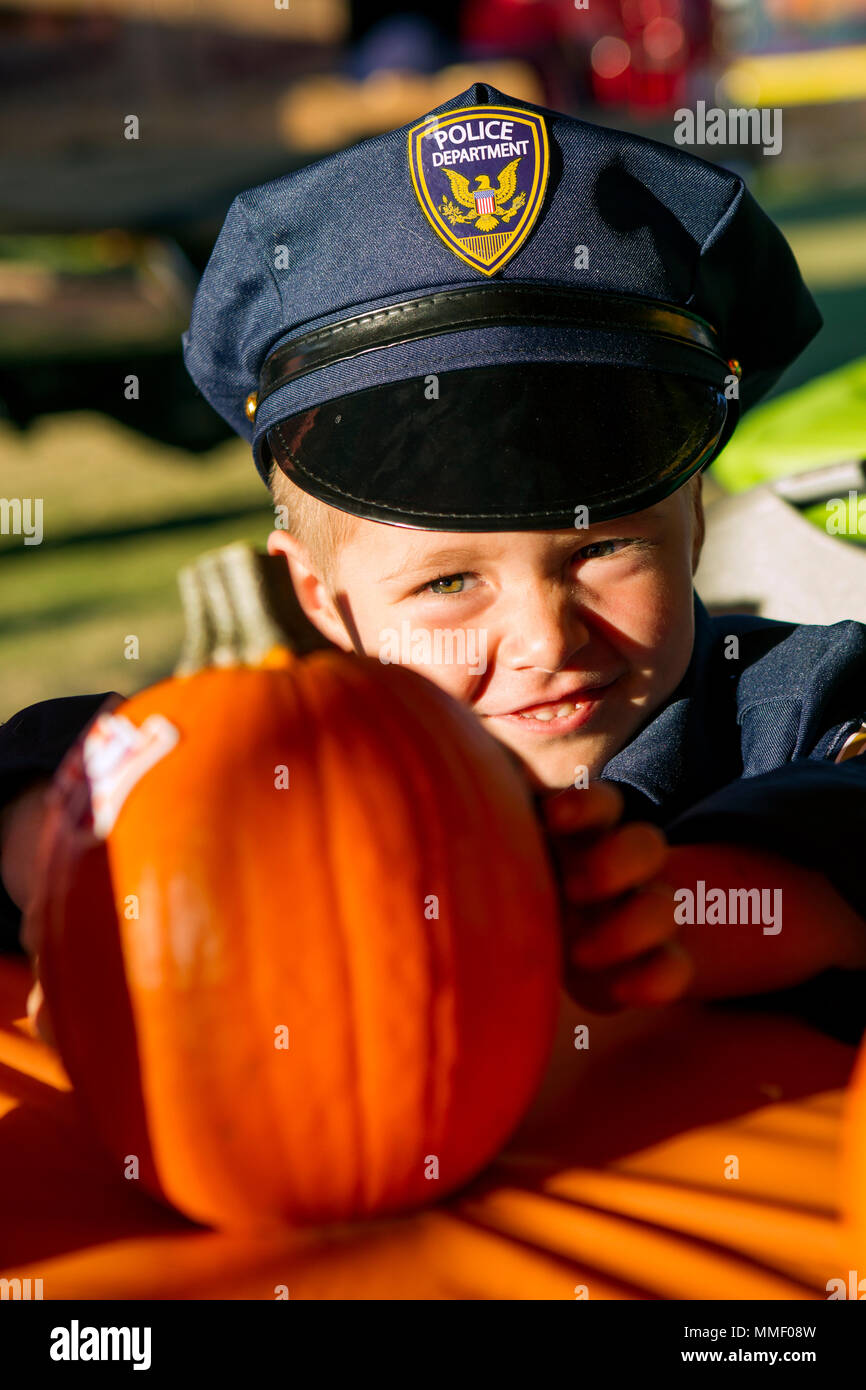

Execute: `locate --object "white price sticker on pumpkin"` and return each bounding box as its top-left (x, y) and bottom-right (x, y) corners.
top-left (82, 712), bottom-right (180, 839)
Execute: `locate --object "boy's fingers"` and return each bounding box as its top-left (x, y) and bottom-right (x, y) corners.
top-left (564, 935), bottom-right (693, 1014)
top-left (541, 781), bottom-right (623, 835)
top-left (26, 976), bottom-right (55, 1047)
top-left (19, 906), bottom-right (38, 958)
top-left (569, 882), bottom-right (677, 968)
top-left (562, 959), bottom-right (631, 1015)
top-left (562, 822), bottom-right (669, 903)
top-left (611, 940), bottom-right (694, 1007)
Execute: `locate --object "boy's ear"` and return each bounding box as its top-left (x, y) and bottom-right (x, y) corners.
top-left (266, 530), bottom-right (354, 651)
top-left (690, 476), bottom-right (706, 574)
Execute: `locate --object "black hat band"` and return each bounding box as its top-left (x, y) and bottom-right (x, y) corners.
top-left (257, 284), bottom-right (726, 411)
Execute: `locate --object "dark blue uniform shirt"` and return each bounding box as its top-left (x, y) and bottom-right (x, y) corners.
top-left (1, 594), bottom-right (865, 1039)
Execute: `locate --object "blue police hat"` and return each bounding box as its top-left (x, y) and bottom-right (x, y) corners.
top-left (182, 81), bottom-right (822, 529)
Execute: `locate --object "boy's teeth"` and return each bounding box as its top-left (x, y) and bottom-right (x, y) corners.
top-left (518, 700), bottom-right (583, 720)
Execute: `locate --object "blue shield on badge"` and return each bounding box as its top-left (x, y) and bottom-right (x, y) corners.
top-left (408, 105), bottom-right (550, 277)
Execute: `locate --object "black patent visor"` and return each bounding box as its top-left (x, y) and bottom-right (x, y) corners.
top-left (265, 362), bottom-right (730, 530)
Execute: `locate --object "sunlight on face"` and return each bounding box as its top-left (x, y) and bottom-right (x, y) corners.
top-left (313, 488), bottom-right (700, 790)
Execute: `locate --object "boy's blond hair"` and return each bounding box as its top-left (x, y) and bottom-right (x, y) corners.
top-left (268, 460), bottom-right (704, 582)
top-left (268, 460), bottom-right (358, 585)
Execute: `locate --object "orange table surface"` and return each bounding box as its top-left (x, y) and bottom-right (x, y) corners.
top-left (0, 955), bottom-right (857, 1300)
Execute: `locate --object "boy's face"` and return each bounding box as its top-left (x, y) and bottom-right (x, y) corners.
top-left (271, 482), bottom-right (704, 791)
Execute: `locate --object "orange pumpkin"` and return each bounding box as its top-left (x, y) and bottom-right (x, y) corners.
top-left (842, 1031), bottom-right (866, 1271)
top-left (30, 545), bottom-right (562, 1233)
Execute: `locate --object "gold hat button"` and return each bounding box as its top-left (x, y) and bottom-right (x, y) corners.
top-left (244, 391), bottom-right (258, 422)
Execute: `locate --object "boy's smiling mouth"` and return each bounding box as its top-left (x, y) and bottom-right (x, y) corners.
top-left (480, 676), bottom-right (621, 734)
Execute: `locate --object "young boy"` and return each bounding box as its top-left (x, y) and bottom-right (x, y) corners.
top-left (3, 84), bottom-right (866, 1038)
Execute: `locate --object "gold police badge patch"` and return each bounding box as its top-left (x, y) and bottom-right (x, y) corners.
top-left (408, 105), bottom-right (550, 277)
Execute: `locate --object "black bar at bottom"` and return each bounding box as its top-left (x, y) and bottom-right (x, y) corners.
top-left (0, 1297), bottom-right (861, 1375)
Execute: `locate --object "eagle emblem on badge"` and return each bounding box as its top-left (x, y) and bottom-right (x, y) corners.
top-left (408, 105), bottom-right (549, 276)
top-left (439, 160), bottom-right (526, 232)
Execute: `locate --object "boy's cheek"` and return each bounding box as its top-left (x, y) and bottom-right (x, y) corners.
top-left (357, 625), bottom-right (485, 705)
top-left (401, 660), bottom-right (483, 706)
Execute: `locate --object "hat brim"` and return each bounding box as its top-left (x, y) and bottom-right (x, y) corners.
top-left (265, 362), bottom-right (730, 530)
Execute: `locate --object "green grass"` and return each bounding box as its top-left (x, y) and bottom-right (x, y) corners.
top-left (0, 413), bottom-right (275, 718)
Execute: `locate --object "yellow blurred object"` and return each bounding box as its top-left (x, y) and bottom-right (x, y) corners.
top-left (720, 44), bottom-right (866, 107)
top-left (1, 0), bottom-right (347, 39)
top-left (779, 216), bottom-right (866, 290)
top-left (0, 264), bottom-right (55, 304)
top-left (277, 64), bottom-right (545, 154)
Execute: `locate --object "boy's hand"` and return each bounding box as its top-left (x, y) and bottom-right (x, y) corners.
top-left (659, 841), bottom-right (866, 998)
top-left (0, 776), bottom-right (52, 924)
top-left (544, 786), bottom-right (866, 1013)
top-left (542, 784), bottom-right (693, 1012)
top-left (0, 777), bottom-right (55, 1043)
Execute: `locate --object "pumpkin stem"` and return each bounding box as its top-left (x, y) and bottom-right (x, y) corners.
top-left (174, 543), bottom-right (333, 674)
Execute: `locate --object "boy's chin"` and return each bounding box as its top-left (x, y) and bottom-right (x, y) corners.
top-left (488, 730), bottom-right (620, 792)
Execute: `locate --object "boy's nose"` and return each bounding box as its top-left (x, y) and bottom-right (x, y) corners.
top-left (499, 587), bottom-right (592, 673)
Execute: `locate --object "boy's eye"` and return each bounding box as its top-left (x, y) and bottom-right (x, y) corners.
top-left (426, 572), bottom-right (470, 595)
top-left (416, 543), bottom-right (635, 596)
top-left (577, 539), bottom-right (630, 560)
